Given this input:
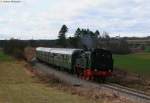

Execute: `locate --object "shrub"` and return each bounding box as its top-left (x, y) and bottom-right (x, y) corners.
top-left (3, 39), bottom-right (27, 59)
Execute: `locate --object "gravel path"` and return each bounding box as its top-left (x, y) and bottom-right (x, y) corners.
top-left (33, 61), bottom-right (101, 88)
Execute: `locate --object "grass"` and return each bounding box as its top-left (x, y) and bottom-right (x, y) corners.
top-left (0, 53), bottom-right (95, 103)
top-left (0, 51), bottom-right (12, 61)
top-left (145, 46), bottom-right (150, 52)
top-left (113, 53), bottom-right (150, 76)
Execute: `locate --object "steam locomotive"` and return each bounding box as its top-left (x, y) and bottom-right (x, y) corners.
top-left (36, 47), bottom-right (113, 81)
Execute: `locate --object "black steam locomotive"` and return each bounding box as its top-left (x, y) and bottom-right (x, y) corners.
top-left (36, 47), bottom-right (113, 81)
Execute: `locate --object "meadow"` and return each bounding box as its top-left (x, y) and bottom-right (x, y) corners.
top-left (0, 51), bottom-right (12, 61)
top-left (113, 53), bottom-right (150, 76)
top-left (0, 51), bottom-right (95, 103)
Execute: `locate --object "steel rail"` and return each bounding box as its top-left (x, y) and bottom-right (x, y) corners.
top-left (102, 83), bottom-right (150, 103)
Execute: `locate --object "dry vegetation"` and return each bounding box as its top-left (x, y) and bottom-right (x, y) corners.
top-left (0, 52), bottom-right (94, 103)
top-left (110, 68), bottom-right (150, 96)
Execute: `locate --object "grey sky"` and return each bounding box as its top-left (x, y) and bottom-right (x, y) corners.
top-left (0, 0), bottom-right (150, 39)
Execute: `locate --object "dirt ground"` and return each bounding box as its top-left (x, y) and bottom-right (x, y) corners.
top-left (112, 68), bottom-right (150, 95)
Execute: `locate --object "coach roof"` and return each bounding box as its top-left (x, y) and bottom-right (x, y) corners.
top-left (36, 47), bottom-right (52, 52)
top-left (36, 47), bottom-right (82, 55)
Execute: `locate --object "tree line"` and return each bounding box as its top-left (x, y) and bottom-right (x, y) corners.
top-left (57, 24), bottom-right (130, 54)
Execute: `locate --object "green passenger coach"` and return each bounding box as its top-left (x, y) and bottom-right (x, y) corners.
top-left (36, 47), bottom-right (82, 71)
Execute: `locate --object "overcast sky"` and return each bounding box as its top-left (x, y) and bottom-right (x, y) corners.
top-left (0, 0), bottom-right (150, 40)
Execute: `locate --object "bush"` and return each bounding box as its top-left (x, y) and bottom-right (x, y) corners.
top-left (3, 39), bottom-right (27, 59)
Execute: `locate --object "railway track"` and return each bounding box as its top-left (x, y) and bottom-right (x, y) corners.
top-left (32, 61), bottom-right (150, 103)
top-left (103, 83), bottom-right (150, 103)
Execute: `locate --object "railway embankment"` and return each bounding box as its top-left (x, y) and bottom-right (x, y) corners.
top-left (31, 60), bottom-right (150, 103)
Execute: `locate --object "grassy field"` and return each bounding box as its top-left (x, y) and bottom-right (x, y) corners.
top-left (0, 51), bottom-right (12, 61)
top-left (113, 53), bottom-right (150, 76)
top-left (0, 52), bottom-right (96, 103)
